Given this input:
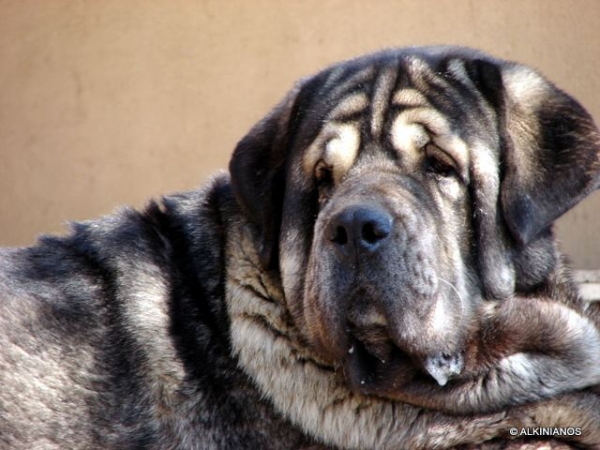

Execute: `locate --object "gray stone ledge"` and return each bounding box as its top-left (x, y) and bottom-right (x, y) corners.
top-left (575, 270), bottom-right (600, 301)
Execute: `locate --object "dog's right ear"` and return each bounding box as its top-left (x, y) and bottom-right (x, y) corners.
top-left (229, 83), bottom-right (305, 270)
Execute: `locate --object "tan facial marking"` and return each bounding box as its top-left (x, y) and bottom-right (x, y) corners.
top-left (395, 107), bottom-right (452, 136)
top-left (392, 88), bottom-right (429, 108)
top-left (303, 122), bottom-right (361, 183)
top-left (390, 107), bottom-right (470, 179)
top-left (329, 93), bottom-right (368, 121)
top-left (390, 115), bottom-right (430, 166)
top-left (324, 124), bottom-right (360, 183)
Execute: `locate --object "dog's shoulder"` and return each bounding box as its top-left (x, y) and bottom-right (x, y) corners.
top-left (0, 173), bottom-right (324, 449)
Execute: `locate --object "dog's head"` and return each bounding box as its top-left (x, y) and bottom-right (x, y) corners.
top-left (229, 46), bottom-right (600, 394)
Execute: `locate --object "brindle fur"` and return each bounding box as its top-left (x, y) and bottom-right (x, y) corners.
top-left (1, 46), bottom-right (600, 449)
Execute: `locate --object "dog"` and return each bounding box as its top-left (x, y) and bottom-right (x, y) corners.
top-left (1, 46), bottom-right (600, 449)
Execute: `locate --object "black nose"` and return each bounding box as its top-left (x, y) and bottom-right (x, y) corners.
top-left (327, 205), bottom-right (393, 257)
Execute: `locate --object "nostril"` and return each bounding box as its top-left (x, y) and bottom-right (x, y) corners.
top-left (361, 219), bottom-right (391, 244)
top-left (331, 225), bottom-right (348, 245)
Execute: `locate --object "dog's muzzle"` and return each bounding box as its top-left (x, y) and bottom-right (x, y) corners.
top-left (321, 202), bottom-right (466, 389)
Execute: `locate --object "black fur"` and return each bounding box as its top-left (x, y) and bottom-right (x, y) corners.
top-left (0, 177), bottom-right (325, 449)
top-left (2, 46), bottom-right (600, 450)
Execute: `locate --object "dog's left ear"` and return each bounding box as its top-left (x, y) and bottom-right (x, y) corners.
top-left (229, 82), bottom-right (306, 269)
top-left (465, 58), bottom-right (600, 296)
top-left (499, 64), bottom-right (600, 246)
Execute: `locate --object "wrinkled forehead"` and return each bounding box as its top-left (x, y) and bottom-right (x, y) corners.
top-left (299, 53), bottom-right (499, 180)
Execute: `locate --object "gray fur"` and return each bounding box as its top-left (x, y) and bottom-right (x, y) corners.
top-left (1, 46), bottom-right (600, 449)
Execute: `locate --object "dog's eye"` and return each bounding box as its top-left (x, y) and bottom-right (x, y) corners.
top-left (424, 145), bottom-right (459, 180)
top-left (315, 159), bottom-right (334, 185)
top-left (315, 159), bottom-right (334, 207)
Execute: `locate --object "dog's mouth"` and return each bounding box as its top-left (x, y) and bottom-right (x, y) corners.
top-left (344, 320), bottom-right (416, 394)
top-left (343, 321), bottom-right (465, 396)
top-left (343, 334), bottom-right (417, 395)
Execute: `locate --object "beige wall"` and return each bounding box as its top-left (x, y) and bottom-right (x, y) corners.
top-left (1, 0), bottom-right (599, 268)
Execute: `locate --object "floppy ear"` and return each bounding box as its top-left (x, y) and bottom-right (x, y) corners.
top-left (464, 58), bottom-right (600, 296)
top-left (229, 84), bottom-right (304, 269)
top-left (499, 64), bottom-right (600, 246)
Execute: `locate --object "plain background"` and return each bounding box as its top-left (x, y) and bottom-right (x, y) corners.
top-left (1, 0), bottom-right (599, 268)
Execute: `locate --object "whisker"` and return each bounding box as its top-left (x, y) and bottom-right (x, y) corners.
top-left (438, 277), bottom-right (465, 316)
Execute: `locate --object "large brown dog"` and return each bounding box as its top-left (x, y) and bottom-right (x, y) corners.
top-left (1, 46), bottom-right (600, 449)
